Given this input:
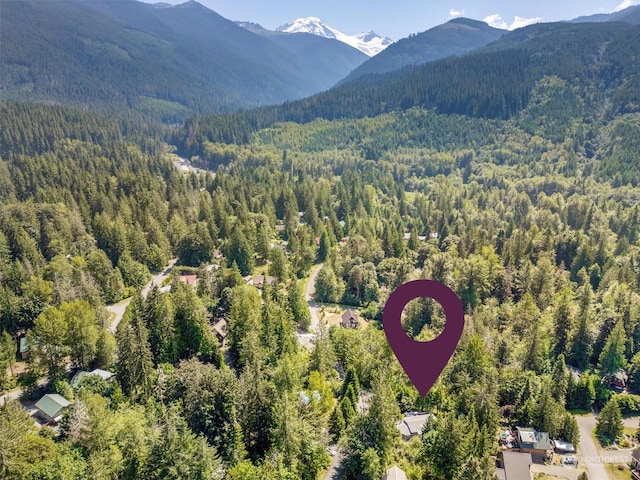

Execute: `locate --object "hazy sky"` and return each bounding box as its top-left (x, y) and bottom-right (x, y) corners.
top-left (147, 0), bottom-right (639, 40)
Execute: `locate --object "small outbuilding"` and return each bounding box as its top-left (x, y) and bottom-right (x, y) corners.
top-left (178, 275), bottom-right (198, 288)
top-left (385, 466), bottom-right (408, 480)
top-left (213, 319), bottom-right (228, 347)
top-left (35, 394), bottom-right (72, 423)
top-left (18, 337), bottom-right (28, 359)
top-left (340, 309), bottom-right (360, 329)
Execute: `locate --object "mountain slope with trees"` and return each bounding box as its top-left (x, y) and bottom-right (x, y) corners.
top-left (0, 0), bottom-right (364, 122)
top-left (340, 18), bottom-right (505, 84)
top-left (3, 10), bottom-right (640, 480)
top-left (179, 21), bottom-right (640, 167)
top-left (236, 22), bottom-right (368, 87)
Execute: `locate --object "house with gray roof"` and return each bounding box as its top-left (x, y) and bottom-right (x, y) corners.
top-left (396, 412), bottom-right (434, 440)
top-left (496, 451), bottom-right (532, 480)
top-left (385, 465), bottom-right (408, 480)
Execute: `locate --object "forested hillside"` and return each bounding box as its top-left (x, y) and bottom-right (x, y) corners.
top-left (2, 11), bottom-right (640, 480)
top-left (180, 22), bottom-right (640, 152)
top-left (0, 0), bottom-right (366, 122)
top-left (340, 18), bottom-right (505, 84)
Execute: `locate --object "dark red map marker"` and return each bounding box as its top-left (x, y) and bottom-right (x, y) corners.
top-left (383, 279), bottom-right (464, 396)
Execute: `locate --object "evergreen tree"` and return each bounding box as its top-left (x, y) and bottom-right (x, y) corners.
top-left (0, 331), bottom-right (15, 389)
top-left (317, 230), bottom-right (330, 262)
top-left (329, 405), bottom-right (345, 440)
top-left (288, 276), bottom-right (311, 332)
top-left (599, 322), bottom-right (627, 376)
top-left (143, 285), bottom-right (177, 364)
top-left (62, 300), bottom-right (99, 369)
top-left (553, 287), bottom-right (573, 356)
top-left (172, 283), bottom-right (219, 363)
top-left (149, 407), bottom-right (223, 480)
top-left (569, 285), bottom-right (593, 369)
top-left (116, 293), bottom-right (154, 400)
top-left (552, 354), bottom-right (569, 405)
top-left (314, 266), bottom-right (343, 304)
top-left (28, 306), bottom-right (69, 379)
top-left (596, 399), bottom-right (623, 444)
top-left (364, 375), bottom-right (400, 462)
top-left (423, 411), bottom-right (466, 480)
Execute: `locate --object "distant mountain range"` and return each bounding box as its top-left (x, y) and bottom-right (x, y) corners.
top-left (180, 20), bottom-right (640, 150)
top-left (274, 17), bottom-right (393, 56)
top-left (3, 1), bottom-right (640, 123)
top-left (0, 0), bottom-right (367, 121)
top-left (341, 18), bottom-right (506, 84)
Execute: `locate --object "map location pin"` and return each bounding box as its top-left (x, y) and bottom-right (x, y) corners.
top-left (383, 279), bottom-right (465, 396)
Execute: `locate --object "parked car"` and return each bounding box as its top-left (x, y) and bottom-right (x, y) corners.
top-left (553, 439), bottom-right (576, 454)
top-left (561, 455), bottom-right (578, 467)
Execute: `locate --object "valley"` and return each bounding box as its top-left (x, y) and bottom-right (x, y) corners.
top-left (1, 1), bottom-right (640, 479)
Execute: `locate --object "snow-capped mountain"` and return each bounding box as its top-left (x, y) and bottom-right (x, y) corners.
top-left (276, 17), bottom-right (392, 56)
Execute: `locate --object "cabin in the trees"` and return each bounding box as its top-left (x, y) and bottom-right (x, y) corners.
top-left (18, 337), bottom-right (28, 360)
top-left (631, 447), bottom-right (640, 480)
top-left (495, 451), bottom-right (532, 480)
top-left (340, 309), bottom-right (360, 329)
top-left (604, 370), bottom-right (628, 392)
top-left (385, 465), bottom-right (408, 480)
top-left (35, 394), bottom-right (72, 423)
top-left (213, 319), bottom-right (228, 347)
top-left (71, 368), bottom-right (115, 388)
top-left (403, 232), bottom-right (427, 241)
top-left (515, 427), bottom-right (552, 460)
top-left (251, 275), bottom-right (276, 289)
top-left (178, 274), bottom-right (198, 288)
top-left (396, 412), bottom-right (433, 440)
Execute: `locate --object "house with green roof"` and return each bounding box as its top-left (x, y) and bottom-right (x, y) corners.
top-left (515, 426), bottom-right (552, 461)
top-left (35, 393), bottom-right (72, 423)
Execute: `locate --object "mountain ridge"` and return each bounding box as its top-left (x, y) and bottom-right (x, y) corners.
top-left (179, 21), bottom-right (640, 151)
top-left (340, 17), bottom-right (506, 84)
top-left (276, 17), bottom-right (393, 56)
top-left (0, 0), bottom-right (366, 120)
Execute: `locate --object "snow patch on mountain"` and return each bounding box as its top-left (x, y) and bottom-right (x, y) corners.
top-left (277, 17), bottom-right (392, 56)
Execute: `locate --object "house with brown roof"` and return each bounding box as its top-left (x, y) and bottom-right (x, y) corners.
top-left (178, 275), bottom-right (198, 288)
top-left (213, 319), bottom-right (228, 347)
top-left (252, 275), bottom-right (276, 289)
top-left (604, 370), bottom-right (628, 392)
top-left (341, 309), bottom-right (360, 329)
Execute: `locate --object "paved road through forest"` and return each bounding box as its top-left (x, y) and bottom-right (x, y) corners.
top-left (575, 414), bottom-right (610, 480)
top-left (106, 258), bottom-right (177, 332)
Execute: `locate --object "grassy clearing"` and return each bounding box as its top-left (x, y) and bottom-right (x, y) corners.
top-left (606, 463), bottom-right (632, 480)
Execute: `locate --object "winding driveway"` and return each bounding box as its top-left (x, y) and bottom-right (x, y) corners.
top-left (298, 263), bottom-right (323, 348)
top-left (106, 258), bottom-right (177, 333)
